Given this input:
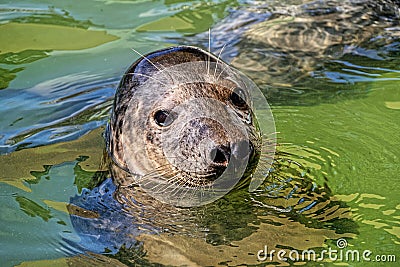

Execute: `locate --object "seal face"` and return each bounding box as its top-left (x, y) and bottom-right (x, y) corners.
top-left (107, 46), bottom-right (273, 206)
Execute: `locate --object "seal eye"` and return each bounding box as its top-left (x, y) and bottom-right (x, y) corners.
top-left (230, 87), bottom-right (247, 109)
top-left (154, 110), bottom-right (173, 126)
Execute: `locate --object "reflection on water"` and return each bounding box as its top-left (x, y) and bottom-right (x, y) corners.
top-left (0, 0), bottom-right (399, 266)
top-left (0, 146), bottom-right (358, 266)
top-left (0, 74), bottom-right (116, 154)
top-left (226, 0), bottom-right (400, 105)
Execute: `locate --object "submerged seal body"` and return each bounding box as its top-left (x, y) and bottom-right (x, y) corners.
top-left (107, 46), bottom-right (267, 206)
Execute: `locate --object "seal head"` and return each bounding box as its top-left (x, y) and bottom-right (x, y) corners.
top-left (107, 46), bottom-right (263, 206)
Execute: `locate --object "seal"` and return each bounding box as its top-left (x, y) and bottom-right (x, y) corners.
top-left (106, 46), bottom-right (272, 206)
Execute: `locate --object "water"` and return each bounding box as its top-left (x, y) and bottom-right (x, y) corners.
top-left (0, 0), bottom-right (399, 266)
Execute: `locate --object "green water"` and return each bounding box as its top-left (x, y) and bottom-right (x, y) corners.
top-left (0, 0), bottom-right (399, 266)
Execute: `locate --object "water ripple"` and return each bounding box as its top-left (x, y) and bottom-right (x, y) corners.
top-left (0, 74), bottom-right (117, 154)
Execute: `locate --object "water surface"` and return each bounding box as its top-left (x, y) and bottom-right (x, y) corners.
top-left (0, 0), bottom-right (399, 266)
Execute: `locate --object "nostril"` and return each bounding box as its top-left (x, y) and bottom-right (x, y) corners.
top-left (214, 148), bottom-right (227, 164)
top-left (210, 145), bottom-right (231, 166)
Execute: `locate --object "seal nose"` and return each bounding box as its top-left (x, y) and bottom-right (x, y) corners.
top-left (210, 145), bottom-right (231, 167)
top-left (230, 140), bottom-right (255, 161)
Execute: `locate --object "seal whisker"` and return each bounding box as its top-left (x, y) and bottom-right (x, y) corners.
top-left (178, 187), bottom-right (191, 202)
top-left (149, 174), bottom-right (181, 194)
top-left (140, 172), bottom-right (179, 193)
top-left (207, 28), bottom-right (211, 76)
top-left (125, 72), bottom-right (168, 86)
top-left (213, 43), bottom-right (227, 80)
top-left (216, 61), bottom-right (231, 81)
top-left (130, 47), bottom-right (178, 86)
top-left (179, 178), bottom-right (201, 198)
top-left (130, 47), bottom-right (165, 72)
top-left (180, 183), bottom-right (199, 201)
top-left (263, 131), bottom-right (280, 137)
top-left (138, 165), bottom-right (177, 188)
top-left (139, 165), bottom-right (172, 180)
top-left (157, 174), bottom-right (196, 197)
top-left (142, 174), bottom-right (178, 189)
top-left (170, 180), bottom-right (188, 197)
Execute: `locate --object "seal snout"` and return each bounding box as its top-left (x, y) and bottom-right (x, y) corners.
top-left (208, 140), bottom-right (255, 178)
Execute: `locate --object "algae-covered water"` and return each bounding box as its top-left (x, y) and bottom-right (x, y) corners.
top-left (0, 0), bottom-right (399, 266)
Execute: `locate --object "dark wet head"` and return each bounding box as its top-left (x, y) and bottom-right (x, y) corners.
top-left (107, 46), bottom-right (261, 190)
